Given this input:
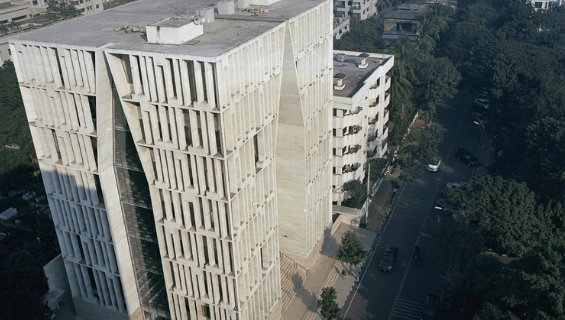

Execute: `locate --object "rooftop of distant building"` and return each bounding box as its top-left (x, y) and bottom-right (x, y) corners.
top-left (382, 3), bottom-right (428, 21)
top-left (11, 0), bottom-right (327, 58)
top-left (332, 50), bottom-right (392, 98)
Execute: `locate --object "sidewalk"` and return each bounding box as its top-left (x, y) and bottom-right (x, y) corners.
top-left (280, 162), bottom-right (404, 320)
top-left (281, 224), bottom-right (377, 320)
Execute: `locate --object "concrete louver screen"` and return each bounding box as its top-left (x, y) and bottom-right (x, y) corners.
top-left (10, 0), bottom-right (334, 319)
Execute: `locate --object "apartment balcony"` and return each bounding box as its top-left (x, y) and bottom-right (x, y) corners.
top-left (335, 1), bottom-right (346, 8)
top-left (385, 76), bottom-right (391, 91)
top-left (344, 144), bottom-right (362, 155)
top-left (344, 106), bottom-right (363, 116)
top-left (383, 109), bottom-right (389, 124)
top-left (385, 92), bottom-right (390, 106)
top-left (368, 115), bottom-right (378, 125)
top-left (346, 125), bottom-right (362, 136)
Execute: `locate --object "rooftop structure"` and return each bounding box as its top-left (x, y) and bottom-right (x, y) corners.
top-left (332, 51), bottom-right (393, 205)
top-left (382, 3), bottom-right (428, 43)
top-left (9, 0), bottom-right (333, 319)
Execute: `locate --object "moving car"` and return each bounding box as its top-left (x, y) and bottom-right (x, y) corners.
top-left (421, 294), bottom-right (440, 320)
top-left (428, 157), bottom-right (441, 172)
top-left (379, 245), bottom-right (398, 272)
top-left (413, 245), bottom-right (421, 260)
top-left (455, 148), bottom-right (479, 167)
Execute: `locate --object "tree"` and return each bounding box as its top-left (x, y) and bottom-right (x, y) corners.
top-left (525, 117), bottom-right (565, 180)
top-left (336, 231), bottom-right (369, 275)
top-left (342, 180), bottom-right (367, 209)
top-left (443, 175), bottom-right (547, 256)
top-left (318, 287), bottom-right (341, 320)
top-left (415, 56), bottom-right (460, 110)
top-left (0, 250), bottom-right (51, 320)
top-left (396, 125), bottom-right (443, 170)
top-left (46, 0), bottom-right (80, 21)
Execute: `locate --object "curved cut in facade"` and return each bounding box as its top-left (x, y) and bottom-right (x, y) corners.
top-left (9, 0), bottom-right (333, 319)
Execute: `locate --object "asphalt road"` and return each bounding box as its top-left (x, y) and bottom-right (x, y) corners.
top-left (342, 85), bottom-right (484, 320)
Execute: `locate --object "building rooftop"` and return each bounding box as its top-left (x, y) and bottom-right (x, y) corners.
top-left (332, 51), bottom-right (391, 98)
top-left (11, 0), bottom-right (327, 59)
top-left (0, 2), bottom-right (14, 10)
top-left (383, 3), bottom-right (428, 21)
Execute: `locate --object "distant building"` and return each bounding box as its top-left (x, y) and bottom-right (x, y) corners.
top-left (22, 0), bottom-right (103, 15)
top-left (332, 51), bottom-right (393, 205)
top-left (0, 207), bottom-right (18, 220)
top-left (528, 0), bottom-right (565, 9)
top-left (333, 0), bottom-right (377, 39)
top-left (0, 1), bottom-right (30, 24)
top-left (382, 3), bottom-right (428, 43)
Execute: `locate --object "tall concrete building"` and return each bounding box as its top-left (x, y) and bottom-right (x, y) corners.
top-left (331, 51), bottom-right (393, 205)
top-left (9, 0), bottom-right (333, 319)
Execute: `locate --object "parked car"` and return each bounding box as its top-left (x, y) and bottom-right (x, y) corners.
top-left (472, 112), bottom-right (487, 125)
top-left (379, 245), bottom-right (398, 272)
top-left (446, 182), bottom-right (461, 188)
top-left (421, 294), bottom-right (440, 320)
top-left (428, 157), bottom-right (441, 172)
top-left (474, 98), bottom-right (490, 110)
top-left (455, 148), bottom-right (479, 167)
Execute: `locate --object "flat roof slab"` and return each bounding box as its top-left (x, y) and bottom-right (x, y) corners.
top-left (12, 0), bottom-right (327, 59)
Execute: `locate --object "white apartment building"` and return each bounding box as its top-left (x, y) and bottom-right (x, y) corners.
top-left (9, 0), bottom-right (333, 319)
top-left (23, 0), bottom-right (103, 15)
top-left (332, 51), bottom-right (393, 205)
top-left (333, 0), bottom-right (377, 39)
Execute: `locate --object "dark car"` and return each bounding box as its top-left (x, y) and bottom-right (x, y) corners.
top-left (413, 245), bottom-right (421, 260)
top-left (455, 148), bottom-right (479, 167)
top-left (421, 294), bottom-right (440, 320)
top-left (379, 245), bottom-right (398, 272)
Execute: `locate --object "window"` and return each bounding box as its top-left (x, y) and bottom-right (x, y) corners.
top-left (333, 148), bottom-right (336, 155)
top-left (32, 0), bottom-right (37, 4)
top-left (202, 304), bottom-right (211, 319)
top-left (332, 129), bottom-right (337, 136)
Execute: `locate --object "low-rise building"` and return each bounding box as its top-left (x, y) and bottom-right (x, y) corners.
top-left (0, 1), bottom-right (30, 25)
top-left (382, 3), bottom-right (428, 43)
top-left (528, 0), bottom-right (564, 9)
top-left (332, 50), bottom-right (393, 205)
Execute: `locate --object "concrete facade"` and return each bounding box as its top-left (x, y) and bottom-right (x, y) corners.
top-left (331, 51), bottom-right (393, 205)
top-left (10, 0), bottom-right (333, 319)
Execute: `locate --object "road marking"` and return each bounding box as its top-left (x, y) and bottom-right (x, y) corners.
top-left (391, 298), bottom-right (423, 320)
top-left (388, 233), bottom-right (421, 320)
top-left (341, 184), bottom-right (407, 319)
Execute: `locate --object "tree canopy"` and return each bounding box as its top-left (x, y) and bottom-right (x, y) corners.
top-left (318, 287), bottom-right (342, 320)
top-left (443, 175), bottom-right (547, 256)
top-left (336, 230), bottom-right (369, 275)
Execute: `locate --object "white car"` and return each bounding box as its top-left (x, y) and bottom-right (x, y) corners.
top-left (428, 157), bottom-right (441, 172)
top-left (447, 182), bottom-right (461, 188)
top-left (472, 112), bottom-right (487, 125)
